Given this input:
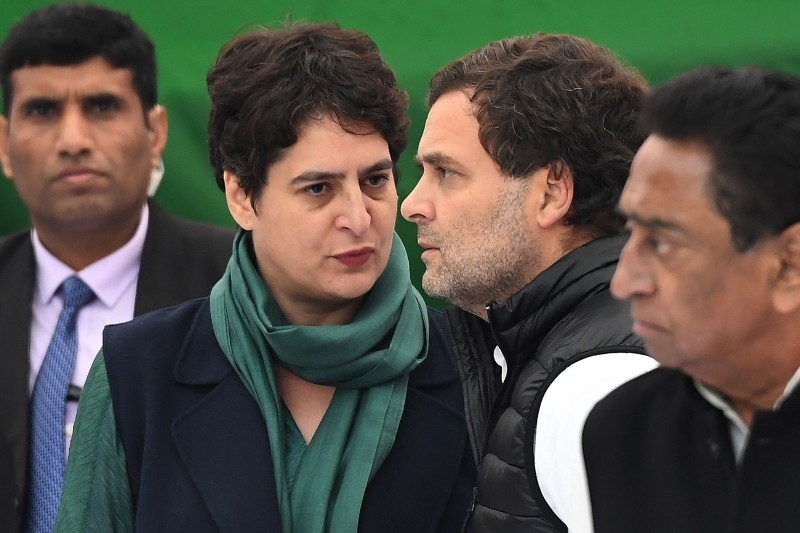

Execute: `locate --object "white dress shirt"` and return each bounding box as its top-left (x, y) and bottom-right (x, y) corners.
top-left (695, 365), bottom-right (800, 463)
top-left (29, 203), bottom-right (149, 454)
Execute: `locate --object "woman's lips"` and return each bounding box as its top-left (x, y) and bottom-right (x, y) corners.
top-left (334, 248), bottom-right (374, 268)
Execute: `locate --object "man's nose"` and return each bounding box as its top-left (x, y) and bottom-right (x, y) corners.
top-left (401, 173), bottom-right (433, 223)
top-left (55, 108), bottom-right (93, 157)
top-left (611, 237), bottom-right (655, 300)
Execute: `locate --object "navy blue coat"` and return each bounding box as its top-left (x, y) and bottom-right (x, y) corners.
top-left (103, 298), bottom-right (475, 532)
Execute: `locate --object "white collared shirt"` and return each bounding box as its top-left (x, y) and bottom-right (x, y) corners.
top-left (29, 203), bottom-right (149, 454)
top-left (695, 365), bottom-right (800, 463)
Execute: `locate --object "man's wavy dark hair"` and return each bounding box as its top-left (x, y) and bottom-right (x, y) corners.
top-left (428, 33), bottom-right (648, 237)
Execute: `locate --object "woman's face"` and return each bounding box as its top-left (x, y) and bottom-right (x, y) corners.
top-left (225, 116), bottom-right (398, 324)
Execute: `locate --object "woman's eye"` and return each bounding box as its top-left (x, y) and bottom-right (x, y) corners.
top-left (364, 174), bottom-right (389, 187)
top-left (305, 183), bottom-right (328, 196)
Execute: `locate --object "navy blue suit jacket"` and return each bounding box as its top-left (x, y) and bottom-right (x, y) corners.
top-left (103, 299), bottom-right (475, 532)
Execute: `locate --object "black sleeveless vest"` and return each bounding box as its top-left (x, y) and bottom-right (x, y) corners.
top-left (448, 235), bottom-right (645, 533)
top-left (584, 367), bottom-right (800, 533)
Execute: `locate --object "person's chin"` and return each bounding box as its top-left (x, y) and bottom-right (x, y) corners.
top-left (421, 273), bottom-right (451, 300)
top-left (339, 271), bottom-right (382, 298)
top-left (640, 338), bottom-right (680, 367)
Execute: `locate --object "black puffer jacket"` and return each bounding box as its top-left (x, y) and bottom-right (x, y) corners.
top-left (445, 235), bottom-right (645, 533)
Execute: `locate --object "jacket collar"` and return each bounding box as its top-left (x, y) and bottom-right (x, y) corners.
top-left (487, 234), bottom-right (627, 359)
top-left (171, 302), bottom-right (469, 532)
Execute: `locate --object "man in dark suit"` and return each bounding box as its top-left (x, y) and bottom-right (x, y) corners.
top-left (0, 4), bottom-right (233, 531)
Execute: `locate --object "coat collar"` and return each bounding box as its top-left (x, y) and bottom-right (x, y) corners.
top-left (0, 232), bottom-right (36, 501)
top-left (171, 303), bottom-right (281, 531)
top-left (172, 301), bottom-right (469, 532)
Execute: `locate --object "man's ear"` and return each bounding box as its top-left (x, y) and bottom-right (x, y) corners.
top-left (147, 104), bottom-right (168, 168)
top-left (773, 222), bottom-right (800, 314)
top-left (223, 171), bottom-right (256, 230)
top-left (535, 161), bottom-right (574, 229)
top-left (0, 115), bottom-right (13, 180)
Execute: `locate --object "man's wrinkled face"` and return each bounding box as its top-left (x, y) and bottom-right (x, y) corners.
top-left (612, 135), bottom-right (778, 391)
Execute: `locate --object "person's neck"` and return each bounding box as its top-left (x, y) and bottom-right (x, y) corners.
top-left (35, 218), bottom-right (140, 271)
top-left (276, 294), bottom-right (365, 326)
top-left (716, 356), bottom-right (800, 428)
top-left (275, 363), bottom-right (335, 444)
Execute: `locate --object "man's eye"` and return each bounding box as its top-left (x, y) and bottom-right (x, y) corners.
top-left (438, 167), bottom-right (456, 179)
top-left (646, 236), bottom-right (672, 256)
top-left (87, 97), bottom-right (120, 115)
top-left (26, 102), bottom-right (56, 117)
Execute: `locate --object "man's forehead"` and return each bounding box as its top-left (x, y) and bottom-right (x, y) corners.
top-left (10, 58), bottom-right (135, 97)
top-left (419, 92), bottom-right (480, 154)
top-left (627, 136), bottom-right (713, 192)
top-left (425, 91), bottom-right (476, 126)
top-left (621, 136), bottom-right (724, 231)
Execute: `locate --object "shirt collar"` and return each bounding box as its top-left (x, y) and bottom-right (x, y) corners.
top-left (695, 364), bottom-right (800, 415)
top-left (695, 380), bottom-right (750, 437)
top-left (32, 203), bottom-right (149, 307)
top-left (694, 365), bottom-right (800, 462)
top-left (776, 365), bottom-right (800, 409)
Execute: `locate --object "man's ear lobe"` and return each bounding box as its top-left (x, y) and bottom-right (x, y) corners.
top-left (773, 222), bottom-right (800, 314)
top-left (536, 161), bottom-right (574, 229)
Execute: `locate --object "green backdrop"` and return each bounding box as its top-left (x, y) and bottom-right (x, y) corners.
top-left (3, 0), bottom-right (800, 306)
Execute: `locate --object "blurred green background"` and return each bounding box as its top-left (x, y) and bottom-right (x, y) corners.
top-left (3, 0), bottom-right (800, 306)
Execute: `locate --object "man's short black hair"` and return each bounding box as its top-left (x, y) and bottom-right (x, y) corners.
top-left (641, 66), bottom-right (800, 251)
top-left (0, 2), bottom-right (157, 114)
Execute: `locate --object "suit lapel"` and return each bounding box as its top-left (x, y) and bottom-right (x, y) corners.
top-left (171, 308), bottom-right (282, 532)
top-left (134, 200), bottom-right (233, 316)
top-left (0, 233), bottom-right (36, 498)
top-left (134, 201), bottom-right (182, 315)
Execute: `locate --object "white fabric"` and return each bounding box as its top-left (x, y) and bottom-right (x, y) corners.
top-left (29, 203), bottom-right (148, 454)
top-left (534, 352), bottom-right (658, 533)
top-left (695, 364), bottom-right (800, 463)
top-left (492, 345), bottom-right (508, 382)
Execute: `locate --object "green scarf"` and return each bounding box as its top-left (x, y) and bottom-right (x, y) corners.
top-left (209, 230), bottom-right (428, 533)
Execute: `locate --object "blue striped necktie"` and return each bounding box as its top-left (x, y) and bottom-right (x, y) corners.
top-left (27, 276), bottom-right (95, 533)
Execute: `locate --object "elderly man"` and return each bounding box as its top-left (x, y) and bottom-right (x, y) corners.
top-left (583, 66), bottom-right (800, 532)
